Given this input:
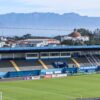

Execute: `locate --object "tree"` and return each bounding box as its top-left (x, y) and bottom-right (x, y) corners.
top-left (92, 29), bottom-right (100, 45)
top-left (22, 33), bottom-right (32, 39)
top-left (14, 36), bottom-right (20, 40)
top-left (77, 28), bottom-right (93, 36)
top-left (77, 28), bottom-right (95, 45)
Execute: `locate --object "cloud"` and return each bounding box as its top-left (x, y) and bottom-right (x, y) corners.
top-left (0, 0), bottom-right (100, 16)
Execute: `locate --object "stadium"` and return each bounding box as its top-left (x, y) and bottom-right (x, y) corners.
top-left (1, 0), bottom-right (100, 99)
top-left (0, 45), bottom-right (100, 77)
top-left (0, 45), bottom-right (100, 100)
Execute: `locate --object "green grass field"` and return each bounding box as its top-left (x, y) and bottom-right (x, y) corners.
top-left (0, 74), bottom-right (100, 100)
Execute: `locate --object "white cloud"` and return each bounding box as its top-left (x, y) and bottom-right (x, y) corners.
top-left (0, 0), bottom-right (100, 16)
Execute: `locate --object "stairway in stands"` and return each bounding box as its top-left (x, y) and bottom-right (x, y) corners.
top-left (85, 54), bottom-right (99, 66)
top-left (10, 60), bottom-right (20, 71)
top-left (71, 58), bottom-right (80, 68)
top-left (38, 60), bottom-right (48, 69)
top-left (94, 55), bottom-right (100, 65)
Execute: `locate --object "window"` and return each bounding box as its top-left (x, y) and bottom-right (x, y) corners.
top-left (26, 53), bottom-right (38, 58)
top-left (50, 52), bottom-right (60, 57)
top-left (61, 52), bottom-right (71, 57)
top-left (41, 52), bottom-right (49, 57)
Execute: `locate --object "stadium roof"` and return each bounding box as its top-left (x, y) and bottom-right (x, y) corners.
top-left (0, 45), bottom-right (100, 53)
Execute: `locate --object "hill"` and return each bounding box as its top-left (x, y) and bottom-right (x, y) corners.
top-left (0, 12), bottom-right (100, 29)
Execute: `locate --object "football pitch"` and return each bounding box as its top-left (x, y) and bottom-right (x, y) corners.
top-left (0, 74), bottom-right (100, 100)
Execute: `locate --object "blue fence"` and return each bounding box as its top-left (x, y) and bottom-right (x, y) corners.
top-left (0, 72), bottom-right (7, 78)
top-left (78, 66), bottom-right (97, 73)
top-left (1, 66), bottom-right (100, 78)
top-left (4, 70), bottom-right (41, 78)
top-left (41, 68), bottom-right (62, 75)
top-left (2, 68), bottom-right (78, 78)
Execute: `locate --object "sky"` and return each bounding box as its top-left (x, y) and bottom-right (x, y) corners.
top-left (0, 0), bottom-right (100, 17)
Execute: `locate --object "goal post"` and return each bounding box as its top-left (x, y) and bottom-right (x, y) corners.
top-left (0, 92), bottom-right (2, 100)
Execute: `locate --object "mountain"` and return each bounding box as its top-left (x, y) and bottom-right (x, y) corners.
top-left (0, 12), bottom-right (100, 36)
top-left (0, 12), bottom-right (100, 29)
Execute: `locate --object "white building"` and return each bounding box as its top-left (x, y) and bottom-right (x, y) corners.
top-left (17, 38), bottom-right (60, 47)
top-left (61, 31), bottom-right (89, 42)
top-left (0, 36), bottom-right (7, 47)
top-left (0, 42), bottom-right (6, 47)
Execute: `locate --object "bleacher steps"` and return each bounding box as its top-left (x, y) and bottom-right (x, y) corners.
top-left (10, 60), bottom-right (20, 71)
top-left (71, 58), bottom-right (80, 68)
top-left (38, 60), bottom-right (48, 69)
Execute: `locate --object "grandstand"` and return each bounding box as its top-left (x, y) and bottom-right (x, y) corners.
top-left (14, 60), bottom-right (43, 71)
top-left (0, 60), bottom-right (15, 72)
top-left (0, 45), bottom-right (100, 73)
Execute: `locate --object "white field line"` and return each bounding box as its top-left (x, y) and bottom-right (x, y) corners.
top-left (6, 86), bottom-right (76, 99)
